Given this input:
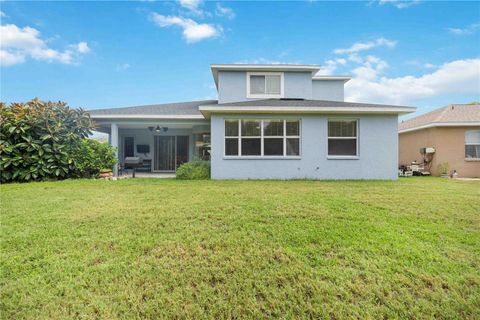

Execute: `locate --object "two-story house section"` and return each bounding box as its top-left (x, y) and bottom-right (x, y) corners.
top-left (90, 64), bottom-right (415, 179)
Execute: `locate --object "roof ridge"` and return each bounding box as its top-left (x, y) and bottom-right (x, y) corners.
top-left (434, 105), bottom-right (452, 123)
top-left (401, 104), bottom-right (447, 125)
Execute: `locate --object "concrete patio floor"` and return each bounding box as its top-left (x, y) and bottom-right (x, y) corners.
top-left (119, 171), bottom-right (176, 179)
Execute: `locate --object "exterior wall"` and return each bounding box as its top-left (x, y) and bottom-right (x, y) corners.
top-left (218, 71), bottom-right (247, 104)
top-left (311, 80), bottom-right (345, 101)
top-left (210, 114), bottom-right (399, 180)
top-left (284, 72), bottom-right (312, 99)
top-left (217, 71), bottom-right (313, 104)
top-left (399, 126), bottom-right (480, 177)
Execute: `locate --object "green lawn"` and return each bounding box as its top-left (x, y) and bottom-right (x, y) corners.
top-left (1, 178), bottom-right (479, 319)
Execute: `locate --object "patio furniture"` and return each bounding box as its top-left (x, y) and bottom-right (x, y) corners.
top-left (124, 157), bottom-right (144, 178)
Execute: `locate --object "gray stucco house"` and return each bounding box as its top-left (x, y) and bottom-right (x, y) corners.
top-left (91, 64), bottom-right (415, 179)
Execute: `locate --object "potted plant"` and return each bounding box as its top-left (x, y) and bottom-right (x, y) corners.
top-left (437, 162), bottom-right (450, 178)
top-left (99, 168), bottom-right (113, 178)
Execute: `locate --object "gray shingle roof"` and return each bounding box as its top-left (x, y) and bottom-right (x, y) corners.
top-left (217, 98), bottom-right (412, 109)
top-left (89, 98), bottom-right (414, 118)
top-left (89, 100), bottom-right (217, 116)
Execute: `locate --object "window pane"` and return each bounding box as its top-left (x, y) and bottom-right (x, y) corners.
top-left (465, 145), bottom-right (480, 158)
top-left (225, 138), bottom-right (238, 156)
top-left (124, 137), bottom-right (134, 157)
top-left (263, 120), bottom-right (283, 136)
top-left (266, 75), bottom-right (281, 94)
top-left (286, 138), bottom-right (300, 156)
top-left (328, 121), bottom-right (357, 137)
top-left (225, 120), bottom-right (239, 136)
top-left (250, 75), bottom-right (265, 94)
top-left (328, 139), bottom-right (357, 156)
top-left (241, 138), bottom-right (261, 155)
top-left (465, 130), bottom-right (480, 144)
top-left (286, 120), bottom-right (299, 136)
top-left (264, 138), bottom-right (283, 156)
top-left (242, 120), bottom-right (261, 136)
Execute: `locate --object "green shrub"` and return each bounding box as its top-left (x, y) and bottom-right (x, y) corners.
top-left (69, 139), bottom-right (117, 178)
top-left (0, 99), bottom-right (96, 182)
top-left (437, 162), bottom-right (450, 175)
top-left (176, 160), bottom-right (210, 180)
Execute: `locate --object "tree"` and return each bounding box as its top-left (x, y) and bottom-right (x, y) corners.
top-left (0, 98), bottom-right (102, 182)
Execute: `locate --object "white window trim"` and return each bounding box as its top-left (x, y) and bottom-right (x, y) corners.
top-left (224, 119), bottom-right (301, 159)
top-left (465, 130), bottom-right (480, 160)
top-left (327, 118), bottom-right (359, 160)
top-left (246, 72), bottom-right (284, 99)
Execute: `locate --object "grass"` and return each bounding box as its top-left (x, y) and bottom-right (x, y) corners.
top-left (1, 177), bottom-right (479, 319)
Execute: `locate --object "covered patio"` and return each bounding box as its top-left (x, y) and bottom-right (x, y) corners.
top-left (89, 100), bottom-right (215, 176)
top-left (93, 120), bottom-right (210, 176)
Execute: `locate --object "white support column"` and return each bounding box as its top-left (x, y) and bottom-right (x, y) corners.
top-left (111, 123), bottom-right (119, 176)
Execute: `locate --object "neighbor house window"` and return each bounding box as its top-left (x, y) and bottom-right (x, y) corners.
top-left (328, 119), bottom-right (358, 157)
top-left (465, 130), bottom-right (480, 159)
top-left (247, 72), bottom-right (283, 98)
top-left (224, 119), bottom-right (300, 157)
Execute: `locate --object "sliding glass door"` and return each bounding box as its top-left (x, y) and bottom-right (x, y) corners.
top-left (154, 136), bottom-right (189, 172)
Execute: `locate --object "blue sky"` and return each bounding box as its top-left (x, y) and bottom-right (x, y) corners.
top-left (1, 0), bottom-right (479, 118)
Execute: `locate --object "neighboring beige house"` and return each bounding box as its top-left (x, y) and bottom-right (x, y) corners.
top-left (399, 104), bottom-right (480, 178)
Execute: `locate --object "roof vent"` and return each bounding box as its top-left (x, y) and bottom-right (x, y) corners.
top-left (280, 98), bottom-right (305, 101)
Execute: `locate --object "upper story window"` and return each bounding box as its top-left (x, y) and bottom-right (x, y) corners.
top-left (465, 130), bottom-right (480, 159)
top-left (247, 72), bottom-right (284, 98)
top-left (327, 119), bottom-right (359, 158)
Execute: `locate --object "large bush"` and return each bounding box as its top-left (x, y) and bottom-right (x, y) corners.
top-left (69, 139), bottom-right (117, 178)
top-left (176, 160), bottom-right (210, 180)
top-left (0, 99), bottom-right (114, 182)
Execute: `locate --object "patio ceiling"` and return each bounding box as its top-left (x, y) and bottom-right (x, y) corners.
top-left (93, 120), bottom-right (210, 133)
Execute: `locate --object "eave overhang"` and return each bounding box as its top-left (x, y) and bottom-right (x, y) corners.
top-left (399, 121), bottom-right (480, 133)
top-left (199, 105), bottom-right (416, 119)
top-left (90, 114), bottom-right (205, 120)
top-left (312, 75), bottom-right (352, 83)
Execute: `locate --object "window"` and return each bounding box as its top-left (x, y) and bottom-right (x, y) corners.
top-left (247, 72), bottom-right (283, 98)
top-left (224, 119), bottom-right (300, 157)
top-left (465, 130), bottom-right (480, 159)
top-left (328, 119), bottom-right (358, 157)
top-left (124, 137), bottom-right (134, 157)
top-left (225, 120), bottom-right (239, 156)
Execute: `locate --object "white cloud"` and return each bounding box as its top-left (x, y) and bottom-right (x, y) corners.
top-left (75, 41), bottom-right (90, 53)
top-left (150, 13), bottom-right (221, 43)
top-left (323, 38), bottom-right (478, 107)
top-left (350, 55), bottom-right (388, 80)
top-left (334, 37), bottom-right (397, 54)
top-left (378, 0), bottom-right (421, 9)
top-left (215, 3), bottom-right (235, 19)
top-left (447, 22), bottom-right (480, 35)
top-left (316, 58), bottom-right (347, 75)
top-left (0, 23), bottom-right (90, 66)
top-left (0, 11), bottom-right (6, 18)
top-left (116, 63), bottom-right (131, 71)
top-left (178, 0), bottom-right (203, 15)
top-left (345, 58), bottom-right (480, 105)
top-left (347, 53), bottom-right (363, 63)
top-left (0, 49), bottom-right (25, 66)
